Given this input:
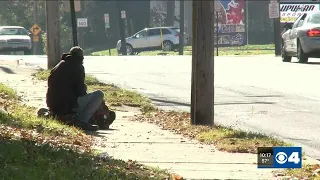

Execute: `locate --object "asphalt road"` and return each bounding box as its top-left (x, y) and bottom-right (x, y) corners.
top-left (3, 54), bottom-right (320, 160)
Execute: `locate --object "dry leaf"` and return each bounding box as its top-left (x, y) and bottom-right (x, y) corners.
top-left (171, 173), bottom-right (183, 180)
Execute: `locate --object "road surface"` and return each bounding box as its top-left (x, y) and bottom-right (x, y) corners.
top-left (2, 54), bottom-right (320, 160)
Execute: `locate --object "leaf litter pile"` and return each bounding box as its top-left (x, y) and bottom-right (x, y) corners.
top-left (131, 110), bottom-right (287, 154)
top-left (0, 125), bottom-right (93, 153)
top-left (0, 83), bottom-right (171, 180)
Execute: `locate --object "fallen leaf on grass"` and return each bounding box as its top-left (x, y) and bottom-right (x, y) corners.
top-left (0, 125), bottom-right (94, 152)
top-left (171, 173), bottom-right (184, 180)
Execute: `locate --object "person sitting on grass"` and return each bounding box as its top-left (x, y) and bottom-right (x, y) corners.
top-left (46, 46), bottom-right (104, 131)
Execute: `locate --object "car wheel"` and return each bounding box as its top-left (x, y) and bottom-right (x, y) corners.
top-left (281, 43), bottom-right (291, 62)
top-left (162, 41), bottom-right (173, 51)
top-left (297, 41), bottom-right (308, 63)
top-left (126, 44), bottom-right (133, 55)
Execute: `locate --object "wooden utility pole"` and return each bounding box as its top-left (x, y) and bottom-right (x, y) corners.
top-left (190, 0), bottom-right (214, 126)
top-left (179, 0), bottom-right (184, 55)
top-left (46, 0), bottom-right (60, 69)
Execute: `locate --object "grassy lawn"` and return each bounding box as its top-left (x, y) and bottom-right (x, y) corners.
top-left (276, 164), bottom-right (320, 179)
top-left (91, 44), bottom-right (275, 56)
top-left (0, 83), bottom-right (170, 179)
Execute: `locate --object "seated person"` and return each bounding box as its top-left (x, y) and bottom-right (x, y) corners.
top-left (46, 46), bottom-right (104, 131)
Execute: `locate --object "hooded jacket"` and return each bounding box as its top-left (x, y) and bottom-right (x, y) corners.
top-left (46, 55), bottom-right (87, 116)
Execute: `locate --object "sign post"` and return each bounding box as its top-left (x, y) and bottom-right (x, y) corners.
top-left (30, 24), bottom-right (42, 37)
top-left (77, 18), bottom-right (87, 48)
top-left (104, 13), bottom-right (111, 56)
top-left (214, 1), bottom-right (221, 56)
top-left (121, 10), bottom-right (126, 19)
top-left (104, 14), bottom-right (110, 29)
top-left (77, 18), bottom-right (88, 27)
top-left (269, 0), bottom-right (281, 56)
top-left (30, 24), bottom-right (41, 55)
top-left (269, 1), bottom-right (280, 19)
top-left (117, 1), bottom-right (127, 55)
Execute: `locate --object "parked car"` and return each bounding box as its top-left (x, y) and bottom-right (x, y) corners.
top-left (0, 26), bottom-right (32, 54)
top-left (116, 27), bottom-right (188, 55)
top-left (281, 12), bottom-right (320, 63)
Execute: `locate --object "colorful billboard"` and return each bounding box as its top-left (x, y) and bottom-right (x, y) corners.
top-left (214, 0), bottom-right (246, 46)
top-left (280, 3), bottom-right (320, 23)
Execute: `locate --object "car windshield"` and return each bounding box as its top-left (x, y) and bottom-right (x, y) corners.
top-left (307, 13), bottom-right (320, 24)
top-left (0, 28), bottom-right (28, 35)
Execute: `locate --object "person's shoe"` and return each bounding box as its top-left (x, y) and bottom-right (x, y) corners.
top-left (74, 121), bottom-right (99, 131)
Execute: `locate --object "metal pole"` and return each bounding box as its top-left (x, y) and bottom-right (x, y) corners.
top-left (216, 12), bottom-right (219, 56)
top-left (179, 0), bottom-right (185, 55)
top-left (70, 0), bottom-right (78, 46)
top-left (117, 1), bottom-right (127, 55)
top-left (246, 0), bottom-right (249, 45)
top-left (274, 0), bottom-right (281, 56)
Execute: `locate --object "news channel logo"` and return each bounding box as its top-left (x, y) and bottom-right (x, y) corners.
top-left (257, 147), bottom-right (302, 168)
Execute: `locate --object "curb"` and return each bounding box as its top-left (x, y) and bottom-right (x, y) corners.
top-left (0, 59), bottom-right (21, 66)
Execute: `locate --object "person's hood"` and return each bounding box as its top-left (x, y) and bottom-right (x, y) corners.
top-left (64, 55), bottom-right (83, 64)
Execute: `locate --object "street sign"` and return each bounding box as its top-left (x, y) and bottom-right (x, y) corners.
top-left (214, 1), bottom-right (221, 12)
top-left (30, 24), bottom-right (41, 36)
top-left (77, 18), bottom-right (88, 27)
top-left (63, 0), bottom-right (81, 12)
top-left (104, 14), bottom-right (110, 28)
top-left (121, 10), bottom-right (126, 19)
top-left (32, 35), bottom-right (39, 42)
top-left (269, 2), bottom-right (280, 19)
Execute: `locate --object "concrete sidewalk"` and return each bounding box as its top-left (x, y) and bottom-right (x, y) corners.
top-left (0, 62), bottom-right (305, 179)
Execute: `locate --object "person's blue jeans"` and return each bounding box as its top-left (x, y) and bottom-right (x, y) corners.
top-left (74, 90), bottom-right (104, 123)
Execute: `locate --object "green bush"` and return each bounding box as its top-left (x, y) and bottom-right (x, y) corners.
top-left (42, 24), bottom-right (73, 55)
top-left (41, 33), bottom-right (47, 54)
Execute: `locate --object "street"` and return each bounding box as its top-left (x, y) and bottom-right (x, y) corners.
top-left (3, 54), bottom-right (320, 160)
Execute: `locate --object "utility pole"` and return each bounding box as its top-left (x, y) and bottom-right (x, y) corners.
top-left (33, 0), bottom-right (38, 55)
top-left (179, 0), bottom-right (184, 55)
top-left (117, 1), bottom-right (127, 55)
top-left (190, 0), bottom-right (214, 126)
top-left (45, 0), bottom-right (60, 69)
top-left (273, 0), bottom-right (281, 56)
top-left (70, 0), bottom-right (78, 46)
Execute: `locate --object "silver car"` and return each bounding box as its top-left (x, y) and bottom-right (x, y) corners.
top-left (116, 27), bottom-right (188, 55)
top-left (0, 26), bottom-right (32, 54)
top-left (282, 12), bottom-right (320, 63)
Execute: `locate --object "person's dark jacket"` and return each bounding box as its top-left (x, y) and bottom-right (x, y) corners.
top-left (46, 54), bottom-right (87, 116)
